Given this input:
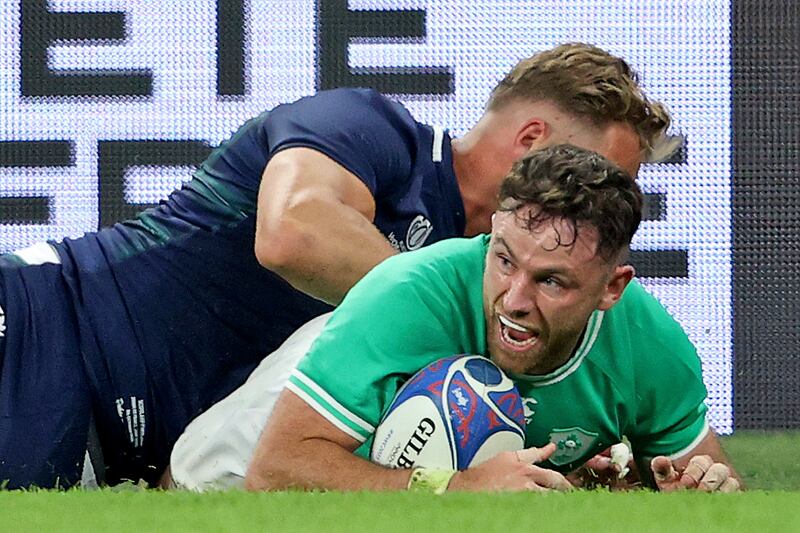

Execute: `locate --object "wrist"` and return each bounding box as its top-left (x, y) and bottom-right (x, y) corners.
top-left (443, 468), bottom-right (474, 492)
top-left (407, 467), bottom-right (457, 495)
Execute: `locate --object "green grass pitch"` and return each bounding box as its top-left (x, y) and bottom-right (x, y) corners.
top-left (3, 431), bottom-right (799, 533)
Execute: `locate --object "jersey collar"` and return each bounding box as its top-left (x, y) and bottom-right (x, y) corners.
top-left (509, 310), bottom-right (605, 387)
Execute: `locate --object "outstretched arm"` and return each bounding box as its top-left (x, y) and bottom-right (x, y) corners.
top-left (244, 389), bottom-right (572, 493)
top-left (255, 147), bottom-right (397, 305)
top-left (245, 390), bottom-right (408, 491)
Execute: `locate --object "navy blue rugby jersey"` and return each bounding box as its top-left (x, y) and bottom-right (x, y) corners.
top-left (49, 88), bottom-right (466, 483)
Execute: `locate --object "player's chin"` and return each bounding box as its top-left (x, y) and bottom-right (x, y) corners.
top-left (488, 329), bottom-right (541, 374)
top-left (488, 342), bottom-right (538, 375)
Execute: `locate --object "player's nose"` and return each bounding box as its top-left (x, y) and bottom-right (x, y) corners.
top-left (502, 275), bottom-right (536, 315)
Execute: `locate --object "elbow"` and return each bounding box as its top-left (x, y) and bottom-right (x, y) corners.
top-left (243, 455), bottom-right (280, 492)
top-left (243, 475), bottom-right (260, 492)
top-left (254, 216), bottom-right (312, 275)
top-left (244, 438), bottom-right (298, 492)
top-left (244, 460), bottom-right (295, 492)
top-left (243, 470), bottom-right (271, 492)
top-left (254, 233), bottom-right (290, 273)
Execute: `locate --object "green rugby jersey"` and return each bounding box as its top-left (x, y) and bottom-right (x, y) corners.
top-left (287, 235), bottom-right (708, 473)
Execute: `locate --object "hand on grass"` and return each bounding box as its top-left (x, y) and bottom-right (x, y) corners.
top-left (568, 443), bottom-right (641, 490)
top-left (651, 455), bottom-right (741, 492)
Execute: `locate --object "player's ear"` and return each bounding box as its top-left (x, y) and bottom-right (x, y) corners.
top-left (597, 264), bottom-right (635, 311)
top-left (517, 118), bottom-right (549, 152)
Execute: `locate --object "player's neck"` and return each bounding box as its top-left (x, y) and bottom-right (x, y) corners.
top-left (529, 326), bottom-right (589, 376)
top-left (451, 135), bottom-right (501, 236)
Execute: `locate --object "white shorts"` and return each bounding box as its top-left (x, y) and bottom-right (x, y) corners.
top-left (170, 312), bottom-right (332, 491)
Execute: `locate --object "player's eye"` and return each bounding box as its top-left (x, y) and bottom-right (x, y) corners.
top-left (496, 253), bottom-right (514, 273)
top-left (540, 276), bottom-right (565, 293)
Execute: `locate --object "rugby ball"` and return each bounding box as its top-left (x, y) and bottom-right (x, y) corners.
top-left (370, 355), bottom-right (526, 470)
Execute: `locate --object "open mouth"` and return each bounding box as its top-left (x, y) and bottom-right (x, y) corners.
top-left (498, 315), bottom-right (539, 351)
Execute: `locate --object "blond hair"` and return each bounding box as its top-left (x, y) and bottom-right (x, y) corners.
top-left (488, 43), bottom-right (675, 162)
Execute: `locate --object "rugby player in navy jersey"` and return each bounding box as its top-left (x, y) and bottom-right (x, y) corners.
top-left (0, 43), bottom-right (672, 489)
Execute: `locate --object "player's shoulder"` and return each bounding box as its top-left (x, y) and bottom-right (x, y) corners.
top-left (584, 281), bottom-right (704, 428)
top-left (602, 280), bottom-right (701, 376)
top-left (271, 88), bottom-right (416, 124)
top-left (311, 87), bottom-right (405, 108)
top-left (613, 281), bottom-right (689, 340)
top-left (231, 88), bottom-right (416, 135)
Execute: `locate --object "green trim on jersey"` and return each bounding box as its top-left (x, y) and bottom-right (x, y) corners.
top-left (287, 372), bottom-right (374, 442)
top-left (294, 235), bottom-right (709, 472)
top-left (510, 310), bottom-right (605, 386)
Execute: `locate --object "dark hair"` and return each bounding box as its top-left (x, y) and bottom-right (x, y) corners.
top-left (488, 43), bottom-right (673, 161)
top-left (497, 144), bottom-right (643, 262)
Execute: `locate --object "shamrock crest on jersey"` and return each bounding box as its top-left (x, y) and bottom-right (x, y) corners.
top-left (548, 427), bottom-right (599, 466)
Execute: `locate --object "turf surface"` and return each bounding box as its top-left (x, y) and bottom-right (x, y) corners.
top-left (719, 430), bottom-right (800, 490)
top-left (5, 490), bottom-right (800, 533)
top-left (2, 430), bottom-right (797, 532)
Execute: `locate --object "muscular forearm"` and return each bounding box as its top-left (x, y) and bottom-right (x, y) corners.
top-left (245, 392), bottom-right (409, 491)
top-left (256, 196), bottom-right (397, 305)
top-left (250, 392), bottom-right (573, 493)
top-left (245, 438), bottom-right (410, 492)
top-left (255, 148), bottom-right (398, 305)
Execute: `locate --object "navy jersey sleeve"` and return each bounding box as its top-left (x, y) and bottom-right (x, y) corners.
top-left (263, 88), bottom-right (419, 197)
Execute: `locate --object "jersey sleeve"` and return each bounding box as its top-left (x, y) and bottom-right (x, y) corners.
top-left (263, 88), bottom-right (417, 197)
top-left (624, 284), bottom-right (710, 459)
top-left (286, 239), bottom-right (485, 444)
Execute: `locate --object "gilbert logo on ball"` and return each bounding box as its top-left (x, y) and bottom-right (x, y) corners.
top-left (371, 355), bottom-right (526, 470)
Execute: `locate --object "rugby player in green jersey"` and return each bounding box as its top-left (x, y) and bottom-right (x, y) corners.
top-left (0, 43), bottom-right (672, 490)
top-left (236, 144), bottom-right (740, 493)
